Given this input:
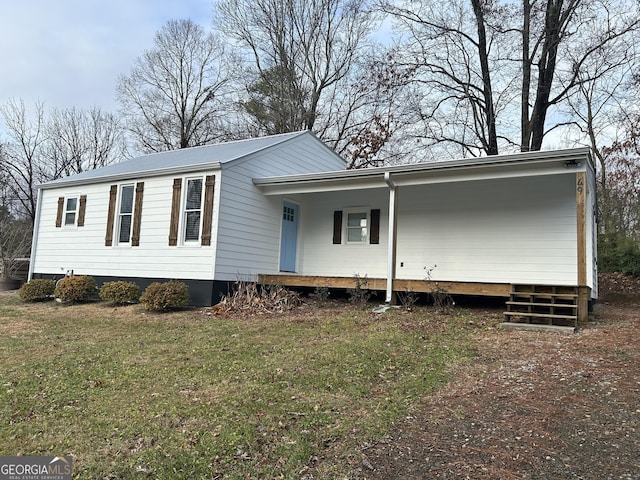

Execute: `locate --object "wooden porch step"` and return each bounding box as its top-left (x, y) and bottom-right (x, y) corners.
top-left (504, 284), bottom-right (579, 328)
top-left (510, 293), bottom-right (578, 300)
top-left (499, 323), bottom-right (576, 334)
top-left (506, 301), bottom-right (577, 309)
top-left (503, 312), bottom-right (578, 321)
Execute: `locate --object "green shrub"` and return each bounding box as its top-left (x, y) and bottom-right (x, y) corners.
top-left (54, 275), bottom-right (98, 303)
top-left (19, 279), bottom-right (56, 302)
top-left (140, 280), bottom-right (190, 311)
top-left (99, 281), bottom-right (140, 305)
top-left (598, 234), bottom-right (640, 276)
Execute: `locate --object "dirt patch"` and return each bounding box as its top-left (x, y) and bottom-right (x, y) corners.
top-left (0, 318), bottom-right (44, 338)
top-left (598, 272), bottom-right (640, 302)
top-left (353, 300), bottom-right (639, 479)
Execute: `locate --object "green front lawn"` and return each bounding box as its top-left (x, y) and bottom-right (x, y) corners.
top-left (0, 294), bottom-right (494, 478)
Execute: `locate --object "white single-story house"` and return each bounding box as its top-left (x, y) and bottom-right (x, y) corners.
top-left (29, 131), bottom-right (597, 324)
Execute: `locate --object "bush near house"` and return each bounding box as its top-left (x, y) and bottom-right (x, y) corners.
top-left (19, 279), bottom-right (56, 302)
top-left (99, 281), bottom-right (141, 305)
top-left (54, 275), bottom-right (98, 303)
top-left (598, 234), bottom-right (640, 276)
top-left (139, 280), bottom-right (189, 311)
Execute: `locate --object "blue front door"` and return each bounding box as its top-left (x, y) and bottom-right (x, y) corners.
top-left (280, 202), bottom-right (298, 272)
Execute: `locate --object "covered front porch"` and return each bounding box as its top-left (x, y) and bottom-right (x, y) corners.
top-left (253, 148), bottom-right (595, 327)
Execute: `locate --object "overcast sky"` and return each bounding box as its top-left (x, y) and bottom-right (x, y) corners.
top-left (0, 0), bottom-right (213, 117)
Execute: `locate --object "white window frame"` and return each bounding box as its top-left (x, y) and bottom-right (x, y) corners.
top-left (63, 196), bottom-right (79, 227)
top-left (182, 176), bottom-right (205, 244)
top-left (116, 184), bottom-right (135, 245)
top-left (345, 208), bottom-right (369, 244)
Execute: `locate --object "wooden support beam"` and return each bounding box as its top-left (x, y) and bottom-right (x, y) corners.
top-left (578, 286), bottom-right (590, 324)
top-left (576, 172), bottom-right (588, 324)
top-left (258, 274), bottom-right (511, 297)
top-left (576, 172), bottom-right (587, 287)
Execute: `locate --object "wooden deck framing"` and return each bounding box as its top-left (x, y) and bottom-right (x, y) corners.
top-left (258, 274), bottom-right (512, 297)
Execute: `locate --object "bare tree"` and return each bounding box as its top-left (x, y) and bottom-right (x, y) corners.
top-left (0, 161), bottom-right (32, 281)
top-left (216, 0), bottom-right (378, 150)
top-left (563, 37), bottom-right (638, 189)
top-left (117, 19), bottom-right (232, 152)
top-left (382, 0), bottom-right (640, 155)
top-left (379, 0), bottom-right (516, 157)
top-left (1, 100), bottom-right (126, 224)
top-left (342, 51), bottom-right (416, 167)
top-left (520, 0), bottom-right (640, 151)
top-left (45, 107), bottom-right (126, 176)
top-left (0, 99), bottom-right (48, 222)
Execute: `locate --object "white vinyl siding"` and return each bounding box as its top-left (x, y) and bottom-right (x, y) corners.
top-left (298, 189), bottom-right (388, 278)
top-left (33, 133), bottom-right (343, 284)
top-left (214, 134), bottom-right (347, 280)
top-left (395, 175), bottom-right (577, 284)
top-left (32, 174), bottom-right (220, 280)
top-left (296, 174), bottom-right (580, 286)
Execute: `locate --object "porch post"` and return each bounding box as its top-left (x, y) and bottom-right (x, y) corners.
top-left (385, 172), bottom-right (398, 304)
top-left (576, 171), bottom-right (589, 323)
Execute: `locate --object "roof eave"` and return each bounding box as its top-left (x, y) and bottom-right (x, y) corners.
top-left (254, 148), bottom-right (593, 194)
top-left (39, 162), bottom-right (222, 190)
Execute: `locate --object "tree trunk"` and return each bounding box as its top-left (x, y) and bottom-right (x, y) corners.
top-left (471, 0), bottom-right (498, 155)
top-left (521, 0), bottom-right (532, 151)
top-left (524, 0), bottom-right (565, 151)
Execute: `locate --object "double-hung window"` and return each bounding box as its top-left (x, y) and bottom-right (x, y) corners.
top-left (168, 175), bottom-right (215, 247)
top-left (56, 195), bottom-right (86, 228)
top-left (184, 178), bottom-right (203, 242)
top-left (105, 182), bottom-right (144, 247)
top-left (64, 197), bottom-right (79, 226)
top-left (117, 184), bottom-right (135, 244)
top-left (346, 211), bottom-right (368, 243)
top-left (332, 208), bottom-right (380, 245)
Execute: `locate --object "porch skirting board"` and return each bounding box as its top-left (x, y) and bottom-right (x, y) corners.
top-left (31, 273), bottom-right (233, 307)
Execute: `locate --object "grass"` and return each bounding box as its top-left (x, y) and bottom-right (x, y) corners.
top-left (0, 293), bottom-right (494, 479)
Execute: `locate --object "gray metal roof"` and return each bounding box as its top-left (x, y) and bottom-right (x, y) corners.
top-left (41, 130), bottom-right (310, 189)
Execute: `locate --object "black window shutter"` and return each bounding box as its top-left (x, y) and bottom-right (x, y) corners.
top-left (333, 210), bottom-right (343, 244)
top-left (370, 209), bottom-right (380, 244)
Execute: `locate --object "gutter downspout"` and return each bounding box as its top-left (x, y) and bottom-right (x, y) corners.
top-left (385, 172), bottom-right (398, 304)
top-left (27, 187), bottom-right (43, 281)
